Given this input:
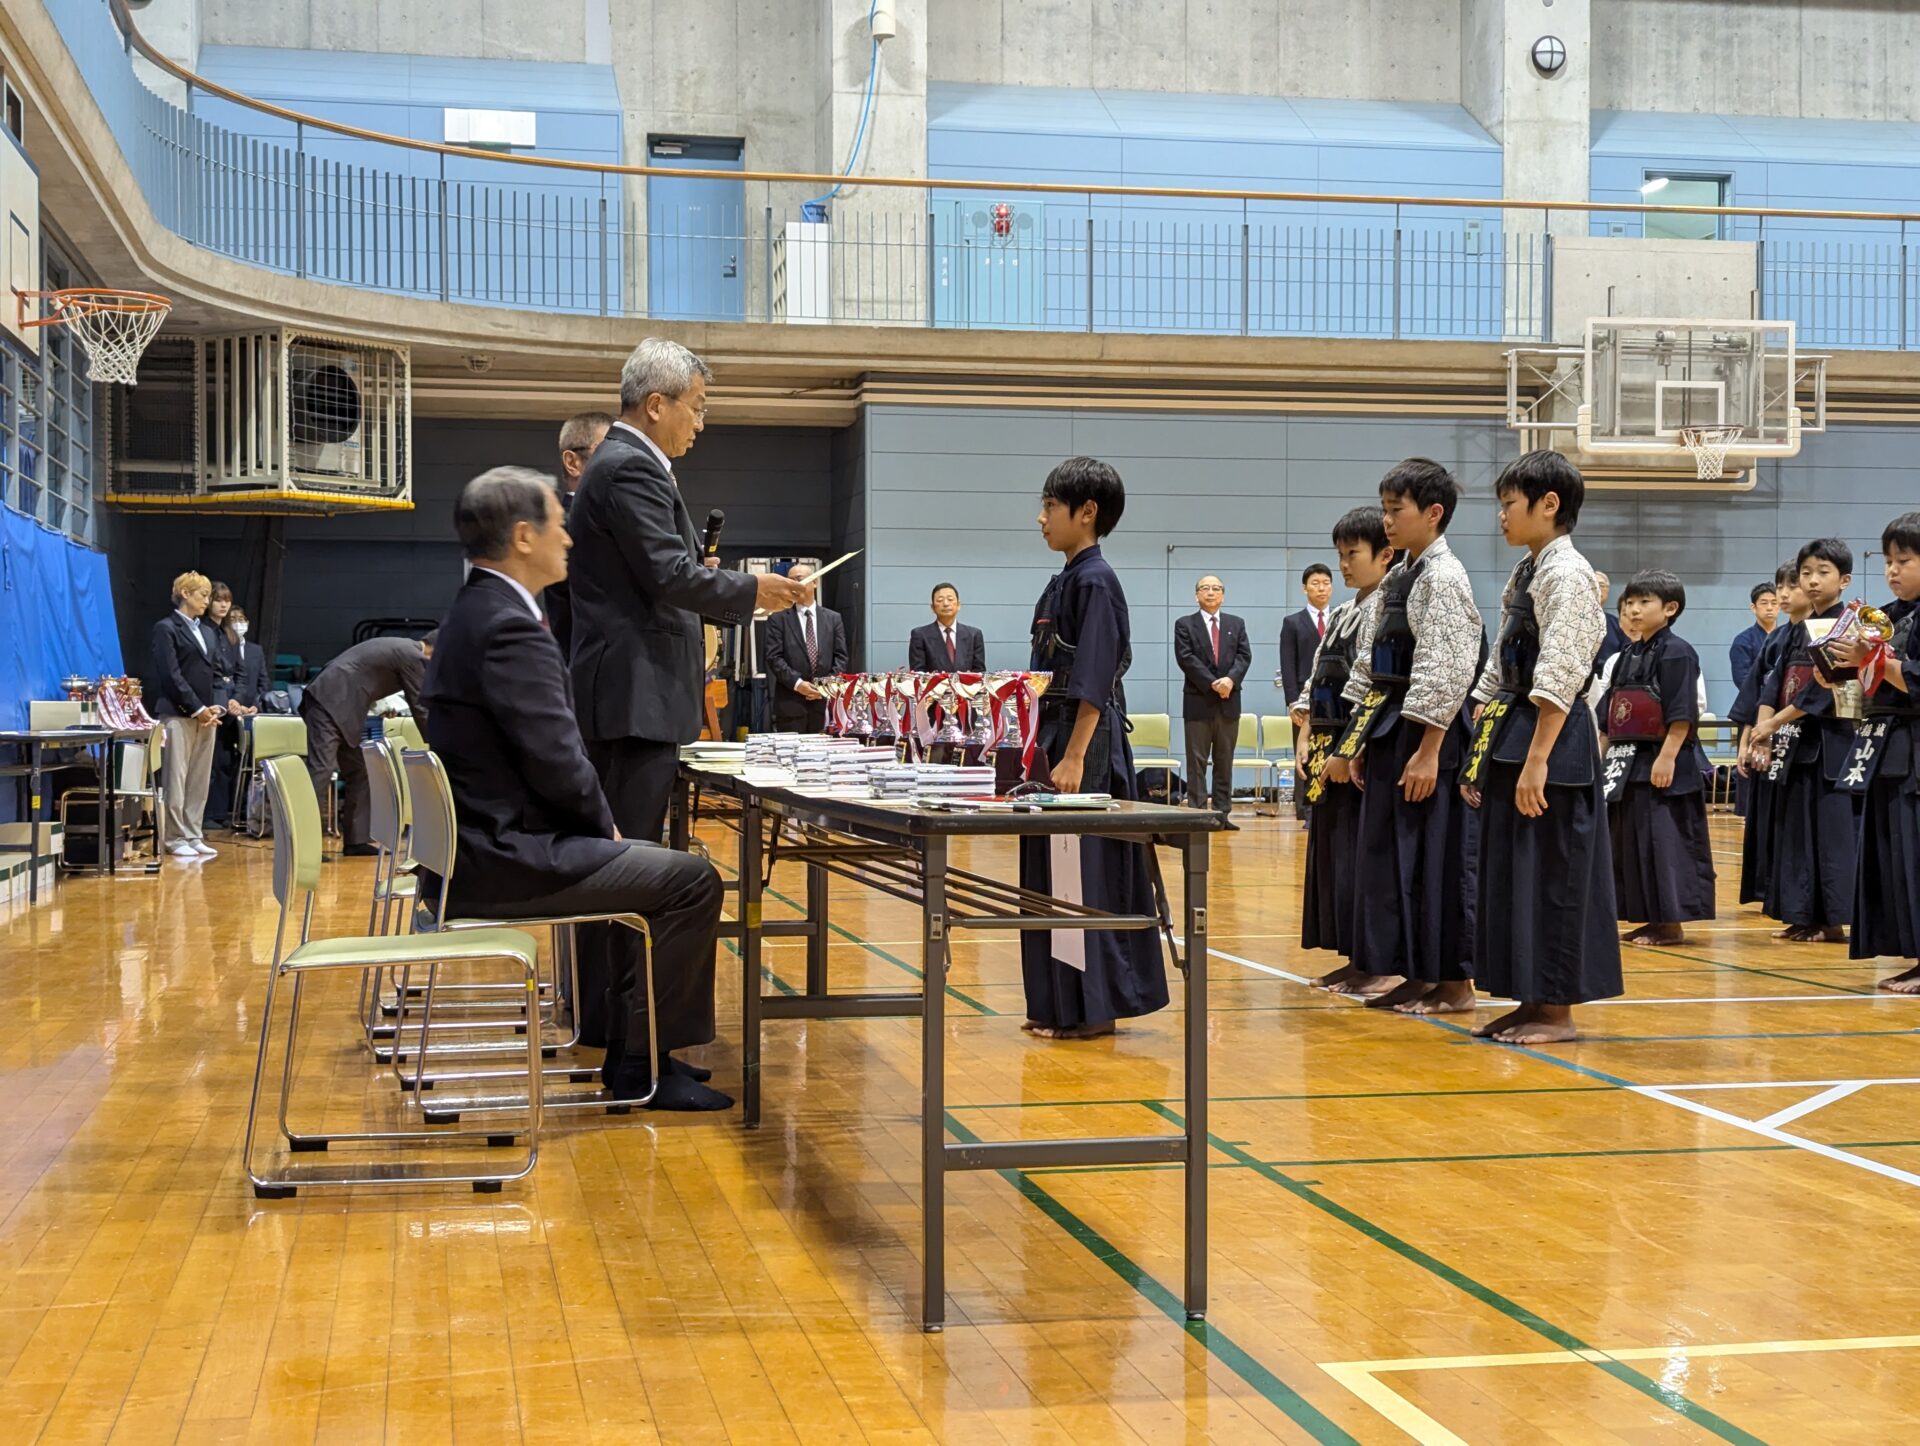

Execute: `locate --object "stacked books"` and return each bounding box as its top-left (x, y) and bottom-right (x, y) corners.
top-left (869, 764), bottom-right (998, 803)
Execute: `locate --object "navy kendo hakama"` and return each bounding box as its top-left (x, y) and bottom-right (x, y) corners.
top-left (1601, 629), bottom-right (1717, 926)
top-left (1299, 611), bottom-right (1363, 956)
top-left (1019, 546), bottom-right (1169, 1030)
top-left (1733, 624), bottom-right (1791, 909)
top-left (1764, 608), bottom-right (1862, 929)
top-left (1851, 604), bottom-right (1920, 963)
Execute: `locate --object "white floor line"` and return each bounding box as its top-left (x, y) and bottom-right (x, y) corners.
top-left (1756, 1081), bottom-right (1872, 1129)
top-left (1641, 1076), bottom-right (1920, 1092)
top-left (1632, 1085), bottom-right (1920, 1190)
top-left (1206, 946), bottom-right (1317, 986)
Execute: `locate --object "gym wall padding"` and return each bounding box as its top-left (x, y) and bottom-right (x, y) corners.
top-left (0, 508), bottom-right (124, 730)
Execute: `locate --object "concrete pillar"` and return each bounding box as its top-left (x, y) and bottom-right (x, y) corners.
top-left (816, 0), bottom-right (928, 322)
top-left (128, 0), bottom-right (200, 108)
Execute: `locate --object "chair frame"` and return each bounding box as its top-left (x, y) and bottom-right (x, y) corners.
top-left (241, 757), bottom-right (544, 1198)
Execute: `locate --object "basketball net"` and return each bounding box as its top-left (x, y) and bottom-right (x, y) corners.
top-left (17, 289), bottom-right (172, 385)
top-left (1679, 425), bottom-right (1742, 480)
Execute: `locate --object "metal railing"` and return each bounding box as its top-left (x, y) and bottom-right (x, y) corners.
top-left (45, 0), bottom-right (1920, 349)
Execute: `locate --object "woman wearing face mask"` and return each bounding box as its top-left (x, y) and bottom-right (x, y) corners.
top-left (206, 602), bottom-right (268, 828)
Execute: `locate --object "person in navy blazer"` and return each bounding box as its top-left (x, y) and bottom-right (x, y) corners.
top-left (149, 570), bottom-right (223, 858)
top-left (206, 603), bottom-right (272, 828)
top-left (907, 582), bottom-right (987, 672)
top-left (425, 468), bottom-right (732, 1109)
top-left (1173, 576), bottom-right (1252, 824)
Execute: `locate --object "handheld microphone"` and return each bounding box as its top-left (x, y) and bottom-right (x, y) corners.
top-left (701, 508), bottom-right (726, 561)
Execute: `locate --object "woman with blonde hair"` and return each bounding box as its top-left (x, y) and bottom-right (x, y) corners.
top-left (149, 570), bottom-right (222, 858)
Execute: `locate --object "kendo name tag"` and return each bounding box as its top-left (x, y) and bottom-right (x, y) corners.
top-left (1336, 689), bottom-right (1386, 758)
top-left (1049, 834), bottom-right (1087, 971)
top-left (1463, 698), bottom-right (1509, 787)
top-left (1601, 742), bottom-right (1635, 801)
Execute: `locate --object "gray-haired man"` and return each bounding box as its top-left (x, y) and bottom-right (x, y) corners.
top-left (544, 409), bottom-right (612, 657)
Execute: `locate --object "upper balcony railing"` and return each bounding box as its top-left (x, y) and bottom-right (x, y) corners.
top-left (48, 0), bottom-right (1920, 350)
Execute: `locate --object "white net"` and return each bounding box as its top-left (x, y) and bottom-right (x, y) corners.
top-left (52, 291), bottom-right (172, 385)
top-left (1679, 425), bottom-right (1743, 480)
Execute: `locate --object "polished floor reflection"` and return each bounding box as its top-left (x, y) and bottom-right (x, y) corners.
top-left (4, 814), bottom-right (1920, 1442)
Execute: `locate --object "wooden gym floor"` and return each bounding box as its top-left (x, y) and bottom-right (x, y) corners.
top-left (5, 811), bottom-right (1920, 1444)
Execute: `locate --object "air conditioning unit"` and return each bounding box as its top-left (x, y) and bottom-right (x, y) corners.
top-left (105, 329), bottom-right (412, 512)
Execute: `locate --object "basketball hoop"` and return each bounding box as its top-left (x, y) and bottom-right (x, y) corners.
top-left (16, 288), bottom-right (172, 385)
top-left (1678, 424), bottom-right (1743, 480)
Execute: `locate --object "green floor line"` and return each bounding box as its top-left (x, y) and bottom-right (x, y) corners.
top-left (1637, 943), bottom-right (1872, 997)
top-left (941, 1111), bottom-right (1361, 1445)
top-left (947, 1083), bottom-right (1616, 1112)
top-left (719, 936), bottom-right (801, 997)
top-left (1140, 1101), bottom-right (1769, 1446)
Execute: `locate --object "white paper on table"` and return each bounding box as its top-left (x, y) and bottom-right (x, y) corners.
top-left (1049, 834), bottom-right (1087, 971)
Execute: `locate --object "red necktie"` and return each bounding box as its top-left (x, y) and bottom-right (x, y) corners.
top-left (945, 628), bottom-right (956, 663)
top-left (1210, 615), bottom-right (1220, 664)
top-left (1315, 611), bottom-right (1325, 638)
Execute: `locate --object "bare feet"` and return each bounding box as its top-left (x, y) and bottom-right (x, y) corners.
top-left (1879, 966), bottom-right (1920, 994)
top-left (1820, 926), bottom-right (1848, 944)
top-left (1776, 924), bottom-right (1815, 942)
top-left (1365, 979), bottom-right (1433, 1011)
top-left (1400, 980), bottom-right (1477, 1015)
top-left (1497, 1004), bottom-right (1578, 1045)
top-left (1621, 923), bottom-right (1683, 946)
top-left (1473, 1003), bottom-right (1537, 1038)
top-left (1313, 964), bottom-right (1361, 990)
top-left (1332, 972), bottom-right (1405, 999)
top-left (1028, 1022), bottom-right (1117, 1040)
top-left (1021, 1019), bottom-right (1042, 1032)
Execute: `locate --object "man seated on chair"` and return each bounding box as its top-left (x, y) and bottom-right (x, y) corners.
top-left (423, 466), bottom-right (732, 1109)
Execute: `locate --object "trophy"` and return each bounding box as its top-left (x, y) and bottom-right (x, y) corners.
top-left (868, 672), bottom-right (898, 755)
top-left (892, 671), bottom-right (920, 762)
top-left (61, 674), bottom-right (94, 728)
top-left (1814, 601), bottom-right (1896, 685)
top-left (119, 677), bottom-right (157, 729)
top-left (991, 671), bottom-right (1030, 793)
top-left (817, 674), bottom-right (847, 736)
top-left (955, 674), bottom-right (992, 766)
top-left (925, 674), bottom-right (965, 765)
top-left (1023, 671), bottom-right (1055, 785)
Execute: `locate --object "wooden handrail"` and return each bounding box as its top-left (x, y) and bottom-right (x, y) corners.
top-left (102, 0), bottom-right (1920, 226)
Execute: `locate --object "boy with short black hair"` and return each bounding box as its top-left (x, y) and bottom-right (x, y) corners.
top-left (1837, 515), bottom-right (1920, 989)
top-left (1329, 458), bottom-right (1484, 1014)
top-left (1292, 505), bottom-right (1394, 991)
top-left (1750, 538), bottom-right (1859, 942)
top-left (1019, 456), bottom-right (1167, 1039)
top-left (1734, 562), bottom-right (1805, 913)
top-left (1600, 569), bottom-right (1717, 945)
top-left (1462, 450), bottom-right (1621, 1043)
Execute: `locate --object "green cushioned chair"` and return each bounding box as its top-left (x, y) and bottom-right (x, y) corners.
top-left (241, 756), bottom-right (545, 1199)
top-left (1127, 712), bottom-right (1184, 804)
top-left (382, 716), bottom-right (425, 751)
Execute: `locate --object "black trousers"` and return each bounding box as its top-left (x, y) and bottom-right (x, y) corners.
top-left (1183, 713), bottom-right (1236, 812)
top-left (206, 716), bottom-right (242, 825)
top-left (579, 736), bottom-right (685, 1048)
top-left (773, 694), bottom-right (829, 733)
top-left (461, 843), bottom-right (722, 1062)
top-left (300, 700), bottom-right (369, 846)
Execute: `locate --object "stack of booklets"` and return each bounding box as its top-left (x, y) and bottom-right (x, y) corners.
top-left (869, 764), bottom-right (997, 802)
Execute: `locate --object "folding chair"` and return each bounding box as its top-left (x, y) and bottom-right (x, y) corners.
top-left (238, 715), bottom-right (308, 837)
top-left (398, 747), bottom-right (660, 1118)
top-left (1260, 713), bottom-right (1296, 812)
top-left (1231, 713), bottom-right (1275, 816)
top-left (241, 757), bottom-right (543, 1199)
top-left (1128, 711), bottom-right (1184, 803)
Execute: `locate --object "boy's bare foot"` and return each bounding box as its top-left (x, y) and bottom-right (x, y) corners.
top-left (1021, 1019), bottom-right (1042, 1032)
top-left (1400, 980), bottom-right (1477, 1015)
top-left (1473, 1003), bottom-right (1537, 1038)
top-left (1621, 923), bottom-right (1683, 946)
top-left (1335, 973), bottom-right (1405, 999)
top-left (1776, 924), bottom-right (1814, 941)
top-left (1879, 966), bottom-right (1920, 994)
top-left (1365, 979), bottom-right (1433, 1010)
top-left (1498, 1005), bottom-right (1579, 1045)
top-left (1313, 964), bottom-right (1361, 990)
top-left (1028, 1022), bottom-right (1117, 1040)
top-left (1820, 926), bottom-right (1848, 944)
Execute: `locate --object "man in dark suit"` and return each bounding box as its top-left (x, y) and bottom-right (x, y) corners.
top-left (762, 561), bottom-right (850, 731)
top-left (206, 605), bottom-right (272, 828)
top-left (300, 632), bottom-right (433, 857)
top-left (1594, 570), bottom-right (1628, 674)
top-left (1279, 563), bottom-right (1335, 820)
top-left (426, 468), bottom-right (730, 1108)
top-left (542, 409), bottom-right (613, 659)
top-left (908, 582), bottom-right (987, 671)
top-left (1173, 575), bottom-right (1252, 826)
top-left (1728, 580), bottom-right (1779, 816)
top-left (150, 570), bottom-right (223, 858)
top-left (567, 337), bottom-right (811, 844)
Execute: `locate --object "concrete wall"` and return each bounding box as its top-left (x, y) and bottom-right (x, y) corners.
top-left (1593, 1), bottom-right (1920, 122)
top-left (929, 0), bottom-right (1463, 103)
top-left (200, 0), bottom-right (599, 62)
top-left (858, 403), bottom-right (1904, 716)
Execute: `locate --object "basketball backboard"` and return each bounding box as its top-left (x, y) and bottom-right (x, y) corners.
top-left (1, 116), bottom-right (40, 357)
top-left (1577, 319), bottom-right (1818, 459)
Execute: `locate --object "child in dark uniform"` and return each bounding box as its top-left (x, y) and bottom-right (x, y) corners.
top-left (1750, 538), bottom-right (1859, 943)
top-left (1734, 563), bottom-right (1804, 915)
top-left (1834, 516), bottom-right (1920, 989)
top-left (1462, 451), bottom-right (1622, 1044)
top-left (1291, 506), bottom-right (1394, 992)
top-left (1019, 457), bottom-right (1167, 1040)
top-left (1600, 570), bottom-right (1717, 945)
top-left (1328, 459), bottom-right (1484, 1015)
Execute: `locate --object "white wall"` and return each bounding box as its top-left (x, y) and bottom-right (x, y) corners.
top-left (1593, 0), bottom-right (1920, 121)
top-left (929, 0), bottom-right (1464, 103)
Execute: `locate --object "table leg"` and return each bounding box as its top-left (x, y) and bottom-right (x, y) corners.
top-left (102, 740), bottom-right (116, 876)
top-left (921, 835), bottom-right (948, 1332)
top-left (739, 795), bottom-right (765, 1128)
top-left (28, 750), bottom-right (41, 905)
top-left (805, 860), bottom-right (829, 997)
top-left (1183, 830), bottom-right (1210, 1319)
top-left (669, 773), bottom-right (691, 851)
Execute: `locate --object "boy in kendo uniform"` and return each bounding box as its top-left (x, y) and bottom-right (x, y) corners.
top-left (1749, 538), bottom-right (1860, 943)
top-left (1598, 570), bottom-right (1717, 946)
top-left (1733, 562), bottom-right (1804, 915)
top-left (1292, 506), bottom-right (1394, 994)
top-left (1461, 451), bottom-right (1622, 1044)
top-left (1325, 459), bottom-right (1484, 1015)
top-left (1833, 514), bottom-right (1920, 990)
top-left (1018, 457), bottom-right (1168, 1041)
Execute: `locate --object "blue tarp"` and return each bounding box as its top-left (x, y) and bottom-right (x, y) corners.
top-left (0, 508), bottom-right (123, 730)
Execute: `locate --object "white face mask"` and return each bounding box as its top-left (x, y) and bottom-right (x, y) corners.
top-left (233, 623), bottom-right (249, 638)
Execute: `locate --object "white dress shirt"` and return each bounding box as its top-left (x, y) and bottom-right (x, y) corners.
top-left (176, 609), bottom-right (208, 656)
top-left (472, 565), bottom-right (543, 621)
